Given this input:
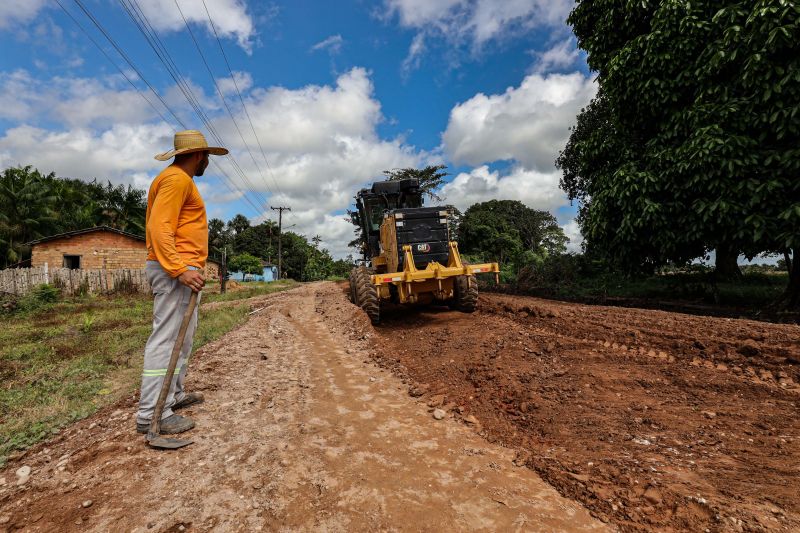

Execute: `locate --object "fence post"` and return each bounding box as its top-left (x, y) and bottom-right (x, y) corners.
top-left (44, 262), bottom-right (49, 285)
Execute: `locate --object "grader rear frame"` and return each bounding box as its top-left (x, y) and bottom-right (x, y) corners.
top-left (349, 179), bottom-right (499, 324)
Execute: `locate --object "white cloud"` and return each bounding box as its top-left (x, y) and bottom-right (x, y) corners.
top-left (0, 67), bottom-right (421, 259)
top-left (310, 34), bottom-right (344, 54)
top-left (0, 0), bottom-right (49, 28)
top-left (433, 70), bottom-right (594, 222)
top-left (442, 72), bottom-right (596, 171)
top-left (0, 123), bottom-right (172, 183)
top-left (127, 0), bottom-right (256, 52)
top-left (0, 70), bottom-right (163, 128)
top-left (401, 33), bottom-right (426, 77)
top-left (531, 37), bottom-right (580, 74)
top-left (206, 68), bottom-right (421, 257)
top-left (385, 0), bottom-right (575, 70)
top-left (561, 218), bottom-right (583, 253)
top-left (440, 165), bottom-right (564, 212)
top-left (217, 71), bottom-right (253, 96)
top-left (384, 0), bottom-right (464, 27)
top-left (0, 0), bottom-right (255, 51)
top-left (467, 0), bottom-right (572, 43)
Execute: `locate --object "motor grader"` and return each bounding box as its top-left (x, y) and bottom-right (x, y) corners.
top-left (349, 178), bottom-right (499, 324)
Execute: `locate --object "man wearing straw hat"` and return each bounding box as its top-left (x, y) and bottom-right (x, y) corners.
top-left (136, 130), bottom-right (228, 435)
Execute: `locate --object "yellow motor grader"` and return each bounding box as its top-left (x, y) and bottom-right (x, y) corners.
top-left (349, 179), bottom-right (499, 324)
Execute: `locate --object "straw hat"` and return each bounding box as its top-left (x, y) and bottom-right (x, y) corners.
top-left (154, 130), bottom-right (228, 161)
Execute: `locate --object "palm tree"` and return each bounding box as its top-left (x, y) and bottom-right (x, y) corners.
top-left (94, 182), bottom-right (146, 234)
top-left (0, 166), bottom-right (59, 267)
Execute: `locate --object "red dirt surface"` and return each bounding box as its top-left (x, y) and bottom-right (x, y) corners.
top-left (2, 283), bottom-right (798, 532)
top-left (336, 288), bottom-right (800, 532)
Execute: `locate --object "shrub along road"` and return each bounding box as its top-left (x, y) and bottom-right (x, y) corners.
top-left (0, 282), bottom-right (797, 532)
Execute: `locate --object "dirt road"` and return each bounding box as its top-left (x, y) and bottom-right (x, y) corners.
top-left (2, 282), bottom-right (798, 532)
top-left (0, 284), bottom-right (604, 532)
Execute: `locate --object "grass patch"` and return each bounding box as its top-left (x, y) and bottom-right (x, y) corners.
top-left (0, 281), bottom-right (295, 465)
top-left (202, 279), bottom-right (298, 304)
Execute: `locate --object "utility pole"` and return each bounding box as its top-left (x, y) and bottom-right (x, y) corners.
top-left (220, 248), bottom-right (227, 294)
top-left (271, 206), bottom-right (291, 280)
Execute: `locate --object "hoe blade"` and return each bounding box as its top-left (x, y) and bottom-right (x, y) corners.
top-left (146, 431), bottom-right (193, 450)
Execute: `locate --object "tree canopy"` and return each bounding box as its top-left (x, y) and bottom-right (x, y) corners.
top-left (0, 166), bottom-right (146, 268)
top-left (559, 0), bottom-right (800, 304)
top-left (227, 252), bottom-right (263, 276)
top-left (458, 200), bottom-right (568, 265)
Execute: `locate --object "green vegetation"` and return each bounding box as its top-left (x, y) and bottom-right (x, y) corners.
top-left (202, 279), bottom-right (297, 304)
top-left (0, 164), bottom-right (354, 281)
top-left (0, 282), bottom-right (294, 465)
top-left (558, 1), bottom-right (800, 307)
top-left (227, 252), bottom-right (263, 275)
top-left (209, 214), bottom-right (354, 281)
top-left (458, 200), bottom-right (567, 274)
top-left (0, 166), bottom-right (146, 268)
top-left (515, 254), bottom-right (789, 311)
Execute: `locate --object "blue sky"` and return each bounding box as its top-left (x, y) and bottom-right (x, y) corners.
top-left (0, 0), bottom-right (594, 257)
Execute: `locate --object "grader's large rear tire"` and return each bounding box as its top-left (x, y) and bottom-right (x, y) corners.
top-left (354, 266), bottom-right (380, 324)
top-left (453, 274), bottom-right (478, 313)
top-left (348, 268), bottom-right (358, 303)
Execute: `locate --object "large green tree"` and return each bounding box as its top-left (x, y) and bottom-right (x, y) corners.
top-left (208, 217), bottom-right (232, 256)
top-left (559, 0), bottom-right (800, 305)
top-left (234, 221), bottom-right (278, 262)
top-left (458, 200), bottom-right (567, 265)
top-left (228, 252), bottom-right (263, 276)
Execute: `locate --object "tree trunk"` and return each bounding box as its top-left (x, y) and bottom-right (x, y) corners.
top-left (777, 249), bottom-right (799, 310)
top-left (784, 250), bottom-right (793, 275)
top-left (714, 244), bottom-right (742, 281)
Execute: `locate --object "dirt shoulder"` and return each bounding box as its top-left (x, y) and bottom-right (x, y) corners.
top-left (0, 283), bottom-right (605, 532)
top-left (359, 288), bottom-right (800, 532)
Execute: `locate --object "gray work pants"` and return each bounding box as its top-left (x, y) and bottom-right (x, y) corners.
top-left (137, 261), bottom-right (201, 424)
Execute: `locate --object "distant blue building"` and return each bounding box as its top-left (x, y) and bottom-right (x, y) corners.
top-left (227, 265), bottom-right (278, 282)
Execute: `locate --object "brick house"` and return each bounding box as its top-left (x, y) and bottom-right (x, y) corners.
top-left (205, 257), bottom-right (222, 281)
top-left (27, 226), bottom-right (220, 279)
top-left (27, 226), bottom-right (147, 270)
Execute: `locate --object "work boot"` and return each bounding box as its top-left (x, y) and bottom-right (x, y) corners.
top-left (173, 392), bottom-right (205, 410)
top-left (136, 414), bottom-right (195, 434)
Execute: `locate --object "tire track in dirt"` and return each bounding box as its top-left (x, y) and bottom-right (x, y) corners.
top-left (0, 283), bottom-right (606, 532)
top-left (335, 286), bottom-right (800, 532)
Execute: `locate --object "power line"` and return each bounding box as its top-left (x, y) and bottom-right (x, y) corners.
top-left (54, 0), bottom-right (172, 127)
top-left (118, 0), bottom-right (271, 213)
top-left (70, 0), bottom-right (185, 129)
top-left (173, 0), bottom-right (274, 200)
top-left (64, 0), bottom-right (265, 217)
top-left (201, 0), bottom-right (285, 200)
top-left (127, 0), bottom-right (268, 211)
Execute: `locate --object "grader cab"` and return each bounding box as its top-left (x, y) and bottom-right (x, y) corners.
top-left (349, 179), bottom-right (499, 324)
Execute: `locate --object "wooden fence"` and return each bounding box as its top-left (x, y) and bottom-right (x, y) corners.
top-left (0, 266), bottom-right (150, 296)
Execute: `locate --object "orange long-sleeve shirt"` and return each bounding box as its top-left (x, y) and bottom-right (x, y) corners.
top-left (145, 166), bottom-right (208, 277)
